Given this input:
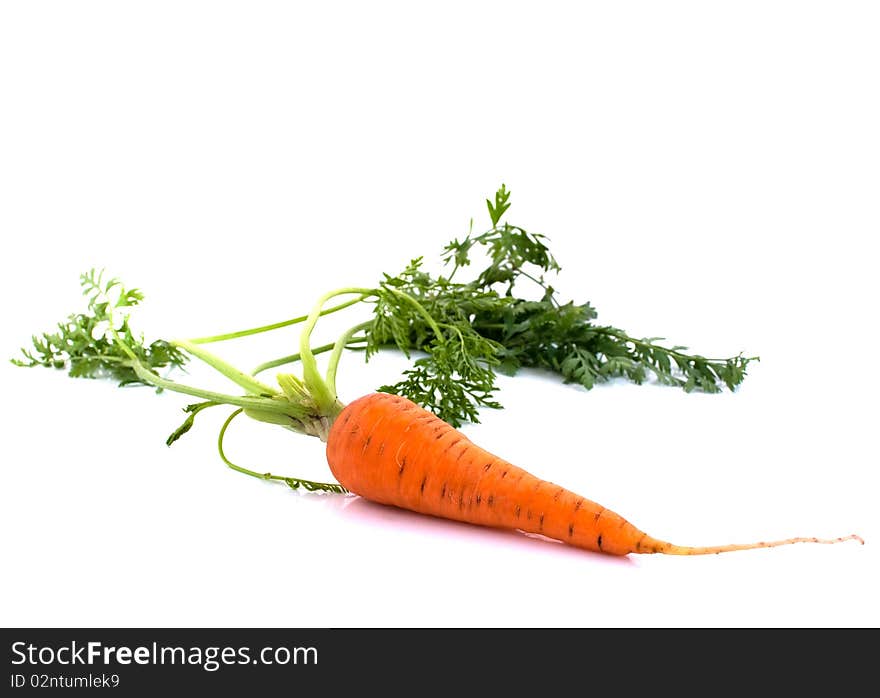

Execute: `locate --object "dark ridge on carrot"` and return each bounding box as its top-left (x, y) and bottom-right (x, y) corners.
top-left (326, 393), bottom-right (865, 557)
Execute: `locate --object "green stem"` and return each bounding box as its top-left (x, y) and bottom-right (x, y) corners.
top-left (251, 337), bottom-right (367, 377)
top-left (108, 334), bottom-right (305, 418)
top-left (384, 287), bottom-right (445, 341)
top-left (172, 339), bottom-right (278, 396)
top-left (252, 342), bottom-right (336, 377)
top-left (473, 321), bottom-right (757, 365)
top-left (217, 408), bottom-right (270, 479)
top-left (325, 322), bottom-right (371, 397)
top-left (597, 328), bottom-right (759, 363)
top-left (187, 296), bottom-right (366, 344)
top-left (128, 359), bottom-right (304, 417)
top-left (299, 288), bottom-right (375, 415)
top-left (217, 408), bottom-right (347, 493)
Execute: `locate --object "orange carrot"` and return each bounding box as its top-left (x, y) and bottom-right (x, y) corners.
top-left (326, 393), bottom-right (864, 556)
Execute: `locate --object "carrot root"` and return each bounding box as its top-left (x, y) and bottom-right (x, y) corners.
top-left (637, 534), bottom-right (864, 556)
top-left (326, 393), bottom-right (864, 558)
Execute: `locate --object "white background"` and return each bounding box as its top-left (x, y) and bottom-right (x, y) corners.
top-left (1, 1), bottom-right (877, 628)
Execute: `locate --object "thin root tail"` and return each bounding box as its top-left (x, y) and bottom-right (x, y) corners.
top-left (654, 533), bottom-right (864, 556)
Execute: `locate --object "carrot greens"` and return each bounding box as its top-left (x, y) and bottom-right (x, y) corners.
top-left (364, 184), bottom-right (757, 423)
top-left (12, 269), bottom-right (187, 385)
top-left (13, 185), bottom-right (758, 468)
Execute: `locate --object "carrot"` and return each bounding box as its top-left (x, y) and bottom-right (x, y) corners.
top-left (326, 393), bottom-right (864, 556)
top-left (17, 189), bottom-right (862, 557)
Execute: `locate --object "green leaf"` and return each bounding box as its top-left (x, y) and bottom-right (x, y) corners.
top-left (487, 184), bottom-right (512, 227)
